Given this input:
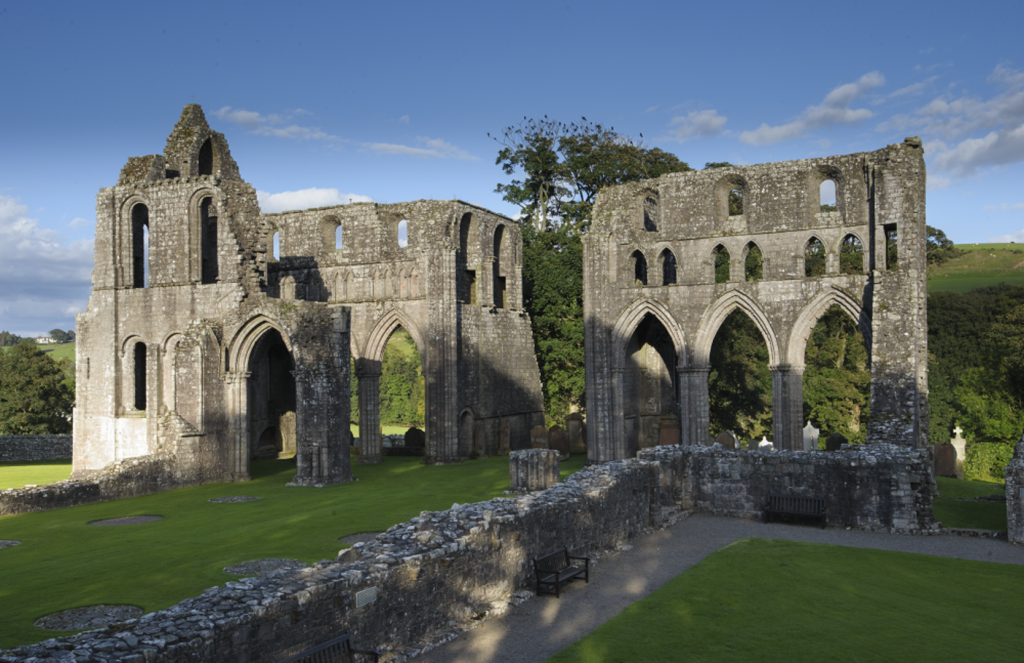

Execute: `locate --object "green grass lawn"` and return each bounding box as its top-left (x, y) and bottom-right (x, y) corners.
top-left (932, 477), bottom-right (1007, 531)
top-left (0, 342), bottom-right (75, 360)
top-left (928, 243), bottom-right (1024, 292)
top-left (547, 538), bottom-right (1024, 663)
top-left (0, 454), bottom-right (586, 649)
top-left (0, 459), bottom-right (72, 490)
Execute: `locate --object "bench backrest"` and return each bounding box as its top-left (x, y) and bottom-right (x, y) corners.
top-left (535, 548), bottom-right (571, 572)
top-left (276, 633), bottom-right (355, 663)
top-left (766, 495), bottom-right (825, 513)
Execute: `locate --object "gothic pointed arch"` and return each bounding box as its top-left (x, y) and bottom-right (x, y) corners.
top-left (611, 298), bottom-right (686, 369)
top-left (694, 290), bottom-right (780, 366)
top-left (361, 308), bottom-right (426, 364)
top-left (787, 286), bottom-right (872, 366)
top-left (226, 314), bottom-right (294, 373)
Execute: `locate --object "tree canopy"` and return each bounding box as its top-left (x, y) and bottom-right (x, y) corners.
top-left (0, 343), bottom-right (75, 434)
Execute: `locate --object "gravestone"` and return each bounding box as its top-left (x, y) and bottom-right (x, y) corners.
top-left (825, 433), bottom-right (847, 452)
top-left (803, 421), bottom-right (820, 451)
top-left (566, 413), bottom-right (586, 454)
top-left (509, 449), bottom-right (559, 491)
top-left (951, 427), bottom-right (967, 480)
top-left (548, 425), bottom-right (570, 455)
top-left (715, 431), bottom-right (738, 450)
top-left (757, 436), bottom-right (774, 451)
top-left (659, 416), bottom-right (680, 446)
top-left (934, 442), bottom-right (957, 478)
top-left (530, 425), bottom-right (550, 449)
top-left (404, 427), bottom-right (425, 449)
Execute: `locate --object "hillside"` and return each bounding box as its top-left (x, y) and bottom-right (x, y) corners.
top-left (928, 243), bottom-right (1024, 293)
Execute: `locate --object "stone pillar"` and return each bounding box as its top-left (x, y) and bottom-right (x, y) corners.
top-left (771, 364), bottom-right (804, 451)
top-left (1006, 436), bottom-right (1024, 544)
top-left (509, 449), bottom-right (560, 491)
top-left (356, 367), bottom-right (382, 464)
top-left (678, 366), bottom-right (710, 446)
top-left (290, 364), bottom-right (352, 486)
top-left (224, 371), bottom-right (251, 482)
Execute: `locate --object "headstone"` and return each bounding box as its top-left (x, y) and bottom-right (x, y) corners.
top-left (934, 442), bottom-right (957, 478)
top-left (509, 449), bottom-right (560, 491)
top-left (715, 430), bottom-right (738, 450)
top-left (659, 416), bottom-right (680, 446)
top-left (566, 413), bottom-right (586, 454)
top-left (803, 421), bottom-right (820, 451)
top-left (404, 427), bottom-right (425, 449)
top-left (549, 425), bottom-right (570, 455)
top-left (530, 425), bottom-right (549, 449)
top-left (825, 433), bottom-right (847, 452)
top-left (757, 436), bottom-right (774, 451)
top-left (951, 427), bottom-right (967, 480)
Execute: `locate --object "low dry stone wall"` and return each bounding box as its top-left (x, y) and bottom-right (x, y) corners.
top-left (1006, 436), bottom-right (1024, 544)
top-left (0, 453), bottom-right (202, 517)
top-left (0, 435), bottom-right (72, 462)
top-left (640, 443), bottom-right (937, 532)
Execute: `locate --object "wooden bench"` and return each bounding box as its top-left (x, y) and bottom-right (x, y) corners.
top-left (534, 547), bottom-right (590, 598)
top-left (763, 494), bottom-right (827, 529)
top-left (276, 633), bottom-right (379, 663)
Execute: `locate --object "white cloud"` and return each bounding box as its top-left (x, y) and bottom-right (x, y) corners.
top-left (213, 106), bottom-right (343, 143)
top-left (0, 194), bottom-right (93, 334)
top-left (364, 136), bottom-right (478, 160)
top-left (989, 229), bottom-right (1024, 242)
top-left (888, 76), bottom-right (939, 101)
top-left (740, 72), bottom-right (885, 145)
top-left (668, 110), bottom-right (727, 141)
top-left (984, 203), bottom-right (1024, 211)
top-left (257, 188), bottom-right (373, 214)
top-left (399, 115), bottom-right (410, 124)
top-left (645, 105), bottom-right (659, 113)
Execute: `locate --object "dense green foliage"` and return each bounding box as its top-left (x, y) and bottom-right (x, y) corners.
top-left (349, 330), bottom-right (425, 427)
top-left (964, 442), bottom-right (1016, 482)
top-left (803, 307), bottom-right (870, 445)
top-left (48, 329), bottom-right (75, 343)
top-left (547, 538), bottom-right (1024, 662)
top-left (708, 312), bottom-right (772, 442)
top-left (0, 455), bottom-right (589, 648)
top-left (0, 343), bottom-right (74, 434)
top-left (926, 225), bottom-right (964, 266)
top-left (0, 330), bottom-right (25, 346)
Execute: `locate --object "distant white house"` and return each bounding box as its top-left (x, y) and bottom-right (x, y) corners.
top-left (34, 336), bottom-right (58, 344)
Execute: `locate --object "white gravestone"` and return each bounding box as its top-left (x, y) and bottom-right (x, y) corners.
top-left (951, 427), bottom-right (967, 480)
top-left (758, 436), bottom-right (774, 451)
top-left (803, 421), bottom-right (820, 451)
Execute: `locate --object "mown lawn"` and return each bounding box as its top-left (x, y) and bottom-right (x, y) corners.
top-left (0, 459), bottom-right (73, 490)
top-left (933, 477), bottom-right (1007, 531)
top-left (547, 538), bottom-right (1024, 663)
top-left (928, 243), bottom-right (1024, 292)
top-left (0, 454), bottom-right (586, 649)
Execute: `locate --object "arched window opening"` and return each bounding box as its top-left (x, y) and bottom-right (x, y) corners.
top-left (132, 203), bottom-right (149, 288)
top-left (803, 305), bottom-right (870, 446)
top-left (744, 243), bottom-right (763, 281)
top-left (805, 237), bottom-right (826, 277)
top-left (398, 219), bottom-right (409, 248)
top-left (709, 310), bottom-right (772, 446)
top-left (840, 235), bottom-right (865, 275)
top-left (372, 326), bottom-right (425, 441)
top-left (713, 245), bottom-right (730, 284)
top-left (133, 342), bottom-right (147, 411)
top-left (643, 196), bottom-right (659, 232)
top-left (271, 231), bottom-right (280, 261)
top-left (623, 314), bottom-right (677, 453)
top-left (884, 224), bottom-right (898, 270)
top-left (249, 329), bottom-right (297, 460)
top-left (660, 249), bottom-right (676, 285)
top-left (335, 224), bottom-right (343, 249)
top-left (632, 250), bottom-right (648, 286)
top-left (729, 188), bottom-right (743, 216)
top-left (493, 225), bottom-right (507, 308)
top-left (820, 179), bottom-right (837, 213)
top-left (457, 213), bottom-right (478, 304)
top-left (200, 197), bottom-right (218, 284)
top-left (198, 139), bottom-right (213, 176)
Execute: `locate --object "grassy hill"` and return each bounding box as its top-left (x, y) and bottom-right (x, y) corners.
top-left (928, 243), bottom-right (1024, 293)
top-left (1, 341), bottom-right (75, 360)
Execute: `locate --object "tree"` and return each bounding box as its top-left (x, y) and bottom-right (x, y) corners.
top-left (708, 311), bottom-right (773, 442)
top-left (926, 225), bottom-right (963, 266)
top-left (49, 329), bottom-right (69, 343)
top-left (0, 331), bottom-right (23, 347)
top-left (802, 307), bottom-right (870, 444)
top-left (0, 343), bottom-right (74, 434)
top-left (493, 118), bottom-right (692, 234)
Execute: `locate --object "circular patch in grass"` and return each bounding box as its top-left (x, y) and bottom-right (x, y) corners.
top-left (35, 604), bottom-right (143, 630)
top-left (224, 558), bottom-right (307, 576)
top-left (209, 496), bottom-right (261, 503)
top-left (338, 532), bottom-right (383, 545)
top-left (0, 540), bottom-right (21, 549)
top-left (88, 515), bottom-right (163, 526)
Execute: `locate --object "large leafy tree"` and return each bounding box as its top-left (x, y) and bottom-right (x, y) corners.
top-left (0, 343), bottom-right (74, 434)
top-left (708, 311), bottom-right (773, 442)
top-left (802, 306), bottom-right (871, 444)
top-left (926, 225), bottom-right (963, 266)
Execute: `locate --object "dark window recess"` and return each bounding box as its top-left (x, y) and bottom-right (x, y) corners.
top-left (713, 246), bottom-right (730, 283)
top-left (884, 224), bottom-right (898, 270)
top-left (662, 251), bottom-right (676, 285)
top-left (201, 198), bottom-right (218, 284)
top-left (132, 204), bottom-right (149, 288)
top-left (633, 251), bottom-right (648, 286)
top-left (134, 343), bottom-right (147, 411)
top-left (198, 139), bottom-right (213, 176)
top-left (643, 196), bottom-right (658, 232)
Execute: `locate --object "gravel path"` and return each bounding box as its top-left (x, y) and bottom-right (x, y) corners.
top-left (414, 514), bottom-right (1024, 663)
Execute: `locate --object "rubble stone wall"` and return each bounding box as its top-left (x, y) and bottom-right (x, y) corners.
top-left (0, 435), bottom-right (72, 462)
top-left (1006, 437), bottom-right (1024, 544)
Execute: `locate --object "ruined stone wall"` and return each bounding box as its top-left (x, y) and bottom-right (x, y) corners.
top-left (1006, 436), bottom-right (1024, 544)
top-left (0, 435), bottom-right (72, 462)
top-left (584, 139), bottom-right (929, 461)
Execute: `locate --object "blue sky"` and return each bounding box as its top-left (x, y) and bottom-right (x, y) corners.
top-left (1, 0), bottom-right (1022, 335)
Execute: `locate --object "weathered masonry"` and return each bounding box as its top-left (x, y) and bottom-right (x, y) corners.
top-left (72, 105), bottom-right (544, 487)
top-left (265, 199), bottom-right (545, 462)
top-left (584, 139), bottom-right (929, 460)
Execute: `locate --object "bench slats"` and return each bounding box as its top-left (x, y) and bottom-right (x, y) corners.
top-left (764, 494), bottom-right (827, 529)
top-left (534, 548), bottom-right (590, 598)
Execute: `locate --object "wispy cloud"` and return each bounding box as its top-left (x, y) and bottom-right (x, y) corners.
top-left (399, 115), bottom-right (410, 124)
top-left (668, 109), bottom-right (727, 142)
top-left (213, 107), bottom-right (344, 143)
top-left (645, 105), bottom-right (659, 114)
top-left (990, 229), bottom-right (1024, 242)
top-left (740, 72), bottom-right (885, 145)
top-left (257, 188), bottom-right (373, 214)
top-left (364, 137), bottom-right (478, 160)
top-left (984, 202), bottom-right (1024, 211)
top-left (888, 76), bottom-right (939, 101)
top-left (0, 194), bottom-right (93, 334)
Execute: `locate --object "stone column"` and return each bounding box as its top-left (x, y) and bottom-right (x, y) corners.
top-left (356, 367), bottom-right (382, 464)
top-left (290, 364), bottom-right (351, 486)
top-left (223, 371), bottom-right (251, 482)
top-left (771, 364), bottom-right (804, 451)
top-left (678, 366), bottom-right (711, 446)
top-left (509, 449), bottom-right (560, 491)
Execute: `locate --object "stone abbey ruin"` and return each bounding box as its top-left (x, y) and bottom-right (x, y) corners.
top-left (71, 104), bottom-right (544, 487)
top-left (584, 138), bottom-right (929, 460)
